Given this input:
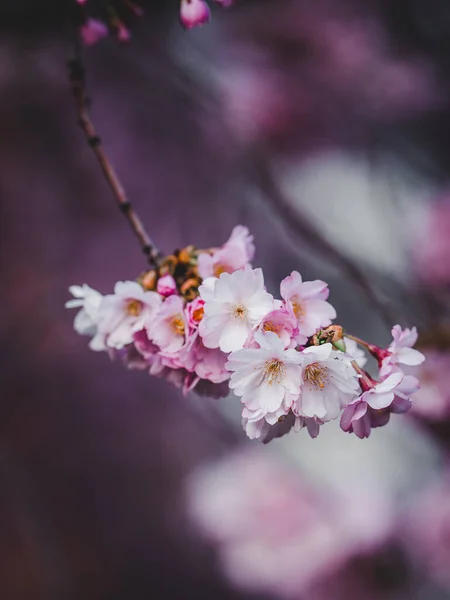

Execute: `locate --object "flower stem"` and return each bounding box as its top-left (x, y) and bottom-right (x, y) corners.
top-left (68, 34), bottom-right (162, 268)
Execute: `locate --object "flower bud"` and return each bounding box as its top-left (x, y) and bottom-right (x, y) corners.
top-left (157, 274), bottom-right (178, 298)
top-left (179, 0), bottom-right (211, 29)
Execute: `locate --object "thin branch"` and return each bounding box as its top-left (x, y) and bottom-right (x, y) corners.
top-left (251, 152), bottom-right (398, 329)
top-left (68, 36), bottom-right (162, 268)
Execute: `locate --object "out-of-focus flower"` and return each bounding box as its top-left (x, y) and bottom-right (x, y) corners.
top-left (227, 330), bottom-right (303, 420)
top-left (280, 271), bottom-right (336, 344)
top-left (156, 274), bottom-right (178, 298)
top-left (294, 343), bottom-right (359, 422)
top-left (410, 350), bottom-right (450, 421)
top-left (148, 294), bottom-right (187, 353)
top-left (197, 225), bottom-right (254, 280)
top-left (80, 18), bottom-right (108, 46)
top-left (187, 450), bottom-right (393, 598)
top-left (414, 200), bottom-right (450, 288)
top-left (179, 0), bottom-right (211, 29)
top-left (401, 470), bottom-right (450, 590)
top-left (66, 284), bottom-right (103, 337)
top-left (199, 268), bottom-right (275, 352)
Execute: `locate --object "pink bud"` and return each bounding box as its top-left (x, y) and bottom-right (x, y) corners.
top-left (157, 274), bottom-right (178, 298)
top-left (80, 19), bottom-right (108, 46)
top-left (179, 0), bottom-right (211, 29)
top-left (116, 22), bottom-right (131, 43)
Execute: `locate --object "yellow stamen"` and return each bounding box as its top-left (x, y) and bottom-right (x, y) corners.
top-left (232, 304), bottom-right (248, 319)
top-left (126, 299), bottom-right (143, 317)
top-left (304, 363), bottom-right (327, 389)
top-left (171, 315), bottom-right (185, 335)
top-left (291, 295), bottom-right (305, 320)
top-left (263, 359), bottom-right (286, 385)
top-left (213, 264), bottom-right (228, 277)
top-left (192, 306), bottom-right (204, 322)
top-left (263, 321), bottom-right (280, 334)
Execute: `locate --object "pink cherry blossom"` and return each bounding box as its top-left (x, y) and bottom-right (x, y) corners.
top-left (148, 295), bottom-right (187, 353)
top-left (227, 330), bottom-right (303, 422)
top-left (280, 271), bottom-right (336, 344)
top-left (199, 268), bottom-right (275, 353)
top-left (293, 343), bottom-right (359, 422)
top-left (156, 274), bottom-right (178, 298)
top-left (95, 281), bottom-right (161, 350)
top-left (245, 306), bottom-right (297, 349)
top-left (80, 18), bottom-right (108, 46)
top-left (185, 297), bottom-right (205, 332)
top-left (66, 284), bottom-right (103, 338)
top-left (380, 325), bottom-right (425, 377)
top-left (187, 450), bottom-right (393, 599)
top-left (340, 370), bottom-right (417, 438)
top-left (179, 0), bottom-right (210, 29)
top-left (197, 225), bottom-right (254, 280)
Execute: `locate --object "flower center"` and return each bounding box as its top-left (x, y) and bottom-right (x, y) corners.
top-left (304, 363), bottom-right (328, 389)
top-left (263, 321), bottom-right (280, 334)
top-left (126, 299), bottom-right (143, 317)
top-left (232, 304), bottom-right (248, 320)
top-left (192, 306), bottom-right (204, 322)
top-left (213, 264), bottom-right (228, 277)
top-left (171, 314), bottom-right (185, 335)
top-left (291, 295), bottom-right (305, 320)
top-left (263, 359), bottom-right (286, 385)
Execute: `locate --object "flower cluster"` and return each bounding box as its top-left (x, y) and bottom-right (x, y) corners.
top-left (67, 226), bottom-right (425, 441)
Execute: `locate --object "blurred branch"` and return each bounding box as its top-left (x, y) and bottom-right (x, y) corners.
top-left (251, 152), bottom-right (398, 328)
top-left (68, 36), bottom-right (162, 267)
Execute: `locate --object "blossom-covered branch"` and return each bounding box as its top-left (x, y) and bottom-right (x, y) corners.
top-left (66, 225), bottom-right (425, 442)
top-left (68, 38), bottom-right (162, 267)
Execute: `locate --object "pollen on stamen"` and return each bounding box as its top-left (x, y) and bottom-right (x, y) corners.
top-left (263, 359), bottom-right (286, 385)
top-left (304, 363), bottom-right (328, 390)
top-left (232, 304), bottom-right (248, 319)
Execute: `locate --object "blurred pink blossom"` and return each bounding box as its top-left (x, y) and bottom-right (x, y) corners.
top-left (179, 0), bottom-right (211, 30)
top-left (80, 18), bottom-right (108, 47)
top-left (187, 450), bottom-right (393, 598)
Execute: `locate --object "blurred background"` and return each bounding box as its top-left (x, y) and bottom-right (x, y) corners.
top-left (1, 0), bottom-right (450, 598)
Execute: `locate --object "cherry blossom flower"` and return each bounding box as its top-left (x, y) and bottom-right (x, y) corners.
top-left (245, 306), bottom-right (297, 350)
top-left (380, 325), bottom-right (425, 376)
top-left (66, 284), bottom-right (103, 338)
top-left (197, 225), bottom-right (255, 280)
top-left (199, 268), bottom-right (275, 353)
top-left (280, 271), bottom-right (336, 344)
top-left (293, 343), bottom-right (359, 422)
top-left (179, 0), bottom-right (210, 29)
top-left (97, 281), bottom-right (161, 350)
top-left (227, 330), bottom-right (303, 420)
top-left (340, 370), bottom-right (418, 438)
top-left (80, 18), bottom-right (108, 46)
top-left (148, 295), bottom-right (187, 353)
top-left (185, 297), bottom-right (205, 331)
top-left (187, 450), bottom-right (393, 599)
top-left (156, 274), bottom-right (178, 298)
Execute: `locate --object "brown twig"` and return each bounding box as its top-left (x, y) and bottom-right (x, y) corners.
top-left (68, 37), bottom-right (162, 267)
top-left (251, 152), bottom-right (397, 329)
